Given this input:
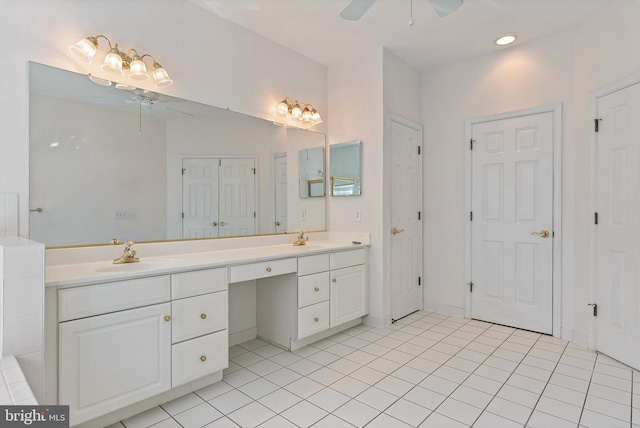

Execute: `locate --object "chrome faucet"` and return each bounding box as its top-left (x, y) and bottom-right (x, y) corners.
top-left (113, 240), bottom-right (140, 264)
top-left (293, 231), bottom-right (309, 246)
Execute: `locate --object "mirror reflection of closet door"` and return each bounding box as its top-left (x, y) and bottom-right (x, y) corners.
top-left (274, 154), bottom-right (288, 233)
top-left (182, 158), bottom-right (256, 239)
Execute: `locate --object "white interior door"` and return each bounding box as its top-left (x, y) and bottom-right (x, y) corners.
top-left (274, 154), bottom-right (288, 233)
top-left (390, 118), bottom-right (423, 322)
top-left (471, 112), bottom-right (554, 334)
top-left (218, 158), bottom-right (256, 237)
top-left (595, 82), bottom-right (640, 370)
top-left (182, 158), bottom-right (219, 239)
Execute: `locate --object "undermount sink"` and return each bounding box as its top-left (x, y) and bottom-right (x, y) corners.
top-left (95, 259), bottom-right (183, 273)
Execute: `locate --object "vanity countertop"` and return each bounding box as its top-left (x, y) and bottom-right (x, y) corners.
top-left (46, 240), bottom-right (368, 288)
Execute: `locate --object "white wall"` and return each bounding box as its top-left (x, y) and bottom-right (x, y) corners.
top-left (0, 0), bottom-right (327, 237)
top-left (328, 52), bottom-right (385, 326)
top-left (421, 0), bottom-right (640, 344)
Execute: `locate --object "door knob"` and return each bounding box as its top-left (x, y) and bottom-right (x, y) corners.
top-left (211, 222), bottom-right (218, 226)
top-left (531, 230), bottom-right (550, 238)
top-left (392, 227), bottom-right (405, 235)
top-left (220, 221), bottom-right (227, 226)
top-left (275, 221), bottom-right (281, 226)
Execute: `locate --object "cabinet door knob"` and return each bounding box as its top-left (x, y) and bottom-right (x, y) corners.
top-left (201, 313), bottom-right (207, 320)
top-left (332, 278), bottom-right (337, 283)
top-left (164, 315), bottom-right (171, 322)
top-left (200, 355), bottom-right (207, 362)
top-left (266, 267), bottom-right (272, 272)
top-left (314, 287), bottom-right (320, 292)
top-left (211, 222), bottom-right (218, 226)
top-left (314, 317), bottom-right (319, 322)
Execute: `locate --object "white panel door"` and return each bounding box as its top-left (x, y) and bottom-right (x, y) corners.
top-left (59, 303), bottom-right (171, 425)
top-left (390, 119), bottom-right (423, 322)
top-left (182, 158), bottom-right (219, 239)
top-left (471, 112), bottom-right (554, 334)
top-left (330, 265), bottom-right (366, 327)
top-left (218, 158), bottom-right (256, 237)
top-left (274, 154), bottom-right (288, 233)
top-left (595, 82), bottom-right (640, 370)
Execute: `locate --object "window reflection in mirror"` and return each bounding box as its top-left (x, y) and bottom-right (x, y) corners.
top-left (330, 141), bottom-right (361, 196)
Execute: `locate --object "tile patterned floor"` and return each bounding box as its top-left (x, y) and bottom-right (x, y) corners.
top-left (109, 311), bottom-right (640, 428)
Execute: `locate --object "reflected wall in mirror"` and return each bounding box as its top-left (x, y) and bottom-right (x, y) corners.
top-left (298, 147), bottom-right (325, 198)
top-left (28, 62), bottom-right (326, 247)
top-left (330, 141), bottom-right (361, 196)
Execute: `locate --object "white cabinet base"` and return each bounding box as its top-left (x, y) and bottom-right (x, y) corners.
top-left (289, 318), bottom-right (362, 351)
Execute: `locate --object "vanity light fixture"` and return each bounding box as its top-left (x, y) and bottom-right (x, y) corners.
top-left (494, 35), bottom-right (517, 46)
top-left (69, 34), bottom-right (173, 88)
top-left (276, 97), bottom-right (322, 126)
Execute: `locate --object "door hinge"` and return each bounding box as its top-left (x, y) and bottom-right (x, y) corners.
top-left (418, 211), bottom-right (421, 220)
top-left (470, 139), bottom-right (475, 150)
top-left (418, 276), bottom-right (422, 286)
top-left (181, 212), bottom-right (184, 219)
top-left (219, 159), bottom-right (222, 166)
top-left (470, 211), bottom-right (473, 221)
top-left (468, 282), bottom-right (474, 292)
top-left (252, 168), bottom-right (256, 175)
top-left (594, 118), bottom-right (602, 132)
top-left (418, 146), bottom-right (421, 155)
top-left (594, 212), bottom-right (599, 225)
top-left (181, 168), bottom-right (186, 175)
top-left (254, 211), bottom-right (256, 218)
top-left (588, 303), bottom-right (598, 317)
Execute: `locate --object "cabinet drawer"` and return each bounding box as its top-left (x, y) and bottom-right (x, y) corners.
top-left (298, 254), bottom-right (329, 276)
top-left (297, 301), bottom-right (330, 339)
top-left (298, 272), bottom-right (330, 308)
top-left (330, 249), bottom-right (365, 270)
top-left (59, 276), bottom-right (171, 322)
top-left (229, 258), bottom-right (297, 283)
top-left (172, 330), bottom-right (228, 387)
top-left (172, 267), bottom-right (227, 300)
top-left (172, 291), bottom-right (228, 344)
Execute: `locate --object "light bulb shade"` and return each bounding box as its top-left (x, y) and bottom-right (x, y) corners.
top-left (291, 102), bottom-right (302, 119)
top-left (129, 58), bottom-right (150, 80)
top-left (69, 37), bottom-right (98, 63)
top-left (276, 100), bottom-right (289, 116)
top-left (301, 107), bottom-right (312, 122)
top-left (101, 49), bottom-right (124, 76)
top-left (152, 63), bottom-right (173, 87)
top-left (311, 109), bottom-right (321, 123)
top-left (88, 74), bottom-right (112, 87)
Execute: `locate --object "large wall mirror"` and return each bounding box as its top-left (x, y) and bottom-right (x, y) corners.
top-left (329, 141), bottom-right (361, 196)
top-left (29, 62), bottom-right (326, 247)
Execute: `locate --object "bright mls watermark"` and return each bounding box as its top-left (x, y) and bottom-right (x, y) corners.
top-left (0, 406), bottom-right (69, 427)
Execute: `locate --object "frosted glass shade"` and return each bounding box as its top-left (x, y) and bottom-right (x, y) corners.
top-left (69, 38), bottom-right (98, 63)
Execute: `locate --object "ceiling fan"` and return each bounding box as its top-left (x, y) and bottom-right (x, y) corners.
top-left (341, 0), bottom-right (464, 21)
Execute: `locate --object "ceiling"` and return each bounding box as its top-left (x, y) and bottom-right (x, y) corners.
top-left (189, 0), bottom-right (616, 72)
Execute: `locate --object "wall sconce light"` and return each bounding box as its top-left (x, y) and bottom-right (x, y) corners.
top-left (69, 35), bottom-right (173, 88)
top-left (276, 97), bottom-right (322, 126)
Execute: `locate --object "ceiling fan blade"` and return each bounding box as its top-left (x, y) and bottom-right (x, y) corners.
top-left (340, 0), bottom-right (377, 21)
top-left (428, 0), bottom-right (463, 17)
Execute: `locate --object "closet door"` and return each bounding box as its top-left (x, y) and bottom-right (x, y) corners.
top-left (182, 158), bottom-right (220, 238)
top-left (218, 158), bottom-right (257, 236)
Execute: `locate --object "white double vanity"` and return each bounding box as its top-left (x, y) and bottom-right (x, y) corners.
top-left (43, 232), bottom-right (369, 427)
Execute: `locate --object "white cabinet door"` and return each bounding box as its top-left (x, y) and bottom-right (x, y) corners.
top-left (330, 265), bottom-right (367, 327)
top-left (59, 303), bottom-right (172, 426)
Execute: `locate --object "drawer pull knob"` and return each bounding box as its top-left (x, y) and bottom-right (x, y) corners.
top-left (314, 317), bottom-right (319, 322)
top-left (200, 355), bottom-right (207, 362)
top-left (201, 313), bottom-right (207, 320)
top-left (314, 287), bottom-right (320, 292)
top-left (266, 267), bottom-right (272, 272)
top-left (332, 278), bottom-right (337, 283)
top-left (164, 315), bottom-right (171, 322)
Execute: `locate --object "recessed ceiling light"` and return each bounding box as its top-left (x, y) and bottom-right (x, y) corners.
top-left (494, 35), bottom-right (517, 46)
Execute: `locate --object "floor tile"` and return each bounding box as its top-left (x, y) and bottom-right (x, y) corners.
top-left (252, 344), bottom-right (284, 359)
top-left (496, 384), bottom-right (540, 409)
top-left (383, 349), bottom-right (415, 365)
top-left (485, 396), bottom-right (532, 424)
top-left (305, 386), bottom-right (350, 416)
top-left (237, 378), bottom-right (279, 400)
top-left (432, 365), bottom-right (470, 384)
top-left (483, 355), bottom-right (519, 373)
top-left (161, 393), bottom-right (205, 416)
top-left (288, 358), bottom-right (323, 376)
top-left (534, 395), bottom-right (582, 423)
top-left (257, 415), bottom-right (297, 428)
top-left (584, 394), bottom-right (630, 421)
top-left (391, 365), bottom-right (429, 384)
top-left (245, 359), bottom-right (282, 377)
top-left (223, 368), bottom-right (260, 388)
top-left (280, 400), bottom-right (328, 428)
top-left (367, 357), bottom-right (402, 374)
top-left (333, 399), bottom-right (380, 427)
top-left (355, 386), bottom-right (399, 410)
top-left (548, 372), bottom-right (590, 393)
top-left (587, 382), bottom-right (631, 405)
top-left (284, 376), bottom-right (324, 398)
top-left (328, 358), bottom-right (362, 375)
top-left (307, 350), bottom-right (340, 366)
top-left (542, 383), bottom-right (586, 407)
top-left (405, 356), bottom-right (441, 374)
top-left (506, 373), bottom-right (546, 394)
top-left (475, 364), bottom-right (511, 383)
top-left (173, 403), bottom-right (223, 428)
top-left (149, 419), bottom-right (181, 428)
top-left (310, 414), bottom-right (355, 427)
top-left (463, 374), bottom-right (503, 396)
top-left (436, 397), bottom-right (483, 426)
top-left (231, 351), bottom-right (264, 367)
top-left (450, 385), bottom-right (493, 409)
top-left (326, 343), bottom-right (356, 357)
top-left (384, 397), bottom-right (432, 426)
top-left (419, 412), bottom-right (468, 428)
top-left (366, 413), bottom-right (413, 428)
top-left (473, 411), bottom-right (522, 428)
top-left (307, 366), bottom-right (345, 386)
top-left (420, 374), bottom-right (459, 396)
top-left (344, 350), bottom-right (377, 365)
top-left (374, 375), bottom-right (414, 396)
top-left (528, 410), bottom-right (577, 428)
top-left (445, 356), bottom-right (481, 373)
top-left (258, 388), bottom-right (302, 413)
top-left (349, 366), bottom-right (386, 385)
top-left (330, 376), bottom-right (370, 398)
top-left (239, 339), bottom-right (269, 351)
top-left (263, 367), bottom-right (302, 387)
top-left (269, 351), bottom-right (302, 366)
top-left (591, 372), bottom-right (632, 392)
top-left (209, 389), bottom-right (253, 414)
top-left (580, 408), bottom-right (629, 428)
top-left (227, 402), bottom-right (275, 428)
top-left (402, 385), bottom-right (447, 410)
top-left (122, 407), bottom-right (171, 428)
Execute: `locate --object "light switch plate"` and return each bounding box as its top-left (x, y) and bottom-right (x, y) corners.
top-left (355, 210), bottom-right (361, 222)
